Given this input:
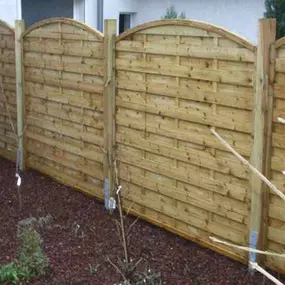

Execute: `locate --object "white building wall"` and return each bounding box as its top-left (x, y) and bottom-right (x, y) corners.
top-left (0, 0), bottom-right (19, 27)
top-left (103, 0), bottom-right (138, 33)
top-left (85, 0), bottom-right (98, 30)
top-left (132, 0), bottom-right (265, 43)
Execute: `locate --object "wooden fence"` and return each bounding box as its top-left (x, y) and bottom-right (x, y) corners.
top-left (0, 17), bottom-right (285, 274)
top-left (115, 20), bottom-right (255, 264)
top-left (22, 18), bottom-right (107, 199)
top-left (265, 36), bottom-right (285, 271)
top-left (0, 20), bottom-right (17, 161)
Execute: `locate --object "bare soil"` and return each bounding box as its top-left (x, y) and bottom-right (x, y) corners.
top-left (0, 157), bottom-right (284, 285)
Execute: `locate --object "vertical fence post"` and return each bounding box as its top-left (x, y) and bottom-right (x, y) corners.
top-left (103, 19), bottom-right (117, 212)
top-left (262, 18), bottom-right (277, 266)
top-left (15, 20), bottom-right (25, 171)
top-left (249, 18), bottom-right (276, 271)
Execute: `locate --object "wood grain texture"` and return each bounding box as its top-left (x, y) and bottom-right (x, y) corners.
top-left (115, 20), bottom-right (256, 266)
top-left (2, 17), bottom-right (285, 274)
top-left (249, 18), bottom-right (276, 267)
top-left (23, 18), bottom-right (105, 195)
top-left (265, 24), bottom-right (285, 272)
top-left (0, 20), bottom-right (16, 160)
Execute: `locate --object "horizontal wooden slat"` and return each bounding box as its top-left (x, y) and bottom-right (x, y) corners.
top-left (117, 78), bottom-right (253, 110)
top-left (26, 131), bottom-right (104, 163)
top-left (26, 141), bottom-right (103, 181)
top-left (268, 227), bottom-right (285, 246)
top-left (116, 100), bottom-right (252, 133)
top-left (119, 168), bottom-right (246, 223)
top-left (27, 156), bottom-right (103, 199)
top-left (26, 98), bottom-right (103, 129)
top-left (137, 26), bottom-right (221, 37)
top-left (122, 181), bottom-right (246, 244)
top-left (275, 58), bottom-right (285, 72)
top-left (26, 113), bottom-right (103, 146)
top-left (116, 59), bottom-right (253, 87)
top-left (117, 149), bottom-right (247, 203)
top-left (24, 38), bottom-right (104, 58)
top-left (116, 111), bottom-right (252, 156)
top-left (269, 204), bottom-right (285, 223)
top-left (0, 67), bottom-right (15, 77)
top-left (25, 73), bottom-right (104, 94)
top-left (0, 53), bottom-right (15, 64)
top-left (26, 30), bottom-right (102, 41)
top-left (116, 41), bottom-right (255, 62)
top-left (0, 133), bottom-right (17, 147)
top-left (24, 56), bottom-right (104, 76)
top-left (116, 128), bottom-right (249, 179)
top-left (25, 83), bottom-right (103, 111)
top-left (0, 107), bottom-right (17, 119)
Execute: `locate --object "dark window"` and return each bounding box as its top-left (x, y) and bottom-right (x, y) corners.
top-left (22, 0), bottom-right (73, 27)
top-left (119, 13), bottom-right (131, 34)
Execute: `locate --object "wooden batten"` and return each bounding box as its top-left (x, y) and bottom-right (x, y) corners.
top-left (15, 20), bottom-right (25, 171)
top-left (249, 18), bottom-right (276, 268)
top-left (103, 19), bottom-right (117, 211)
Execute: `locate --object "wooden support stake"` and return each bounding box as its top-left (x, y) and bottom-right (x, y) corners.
top-left (262, 18), bottom-right (277, 266)
top-left (15, 20), bottom-right (25, 171)
top-left (249, 18), bottom-right (276, 270)
top-left (103, 19), bottom-right (117, 213)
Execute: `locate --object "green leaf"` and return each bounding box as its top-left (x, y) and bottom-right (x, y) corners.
top-left (264, 0), bottom-right (285, 38)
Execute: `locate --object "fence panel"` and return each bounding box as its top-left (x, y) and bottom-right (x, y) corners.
top-left (115, 20), bottom-right (256, 263)
top-left (265, 38), bottom-right (285, 272)
top-left (23, 18), bottom-right (105, 198)
top-left (0, 20), bottom-right (17, 161)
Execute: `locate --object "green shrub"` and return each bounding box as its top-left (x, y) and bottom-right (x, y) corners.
top-left (16, 228), bottom-right (49, 279)
top-left (161, 5), bottom-right (186, 20)
top-left (0, 218), bottom-right (49, 284)
top-left (0, 263), bottom-right (19, 285)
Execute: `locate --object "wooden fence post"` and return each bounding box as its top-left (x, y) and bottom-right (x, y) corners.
top-left (262, 19), bottom-right (277, 265)
top-left (15, 20), bottom-right (25, 172)
top-left (249, 18), bottom-right (276, 270)
top-left (103, 19), bottom-right (117, 212)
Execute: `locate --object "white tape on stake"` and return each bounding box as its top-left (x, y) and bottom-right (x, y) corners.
top-left (250, 263), bottom-right (284, 285)
top-left (209, 236), bottom-right (285, 258)
top-left (15, 173), bottom-right (21, 187)
top-left (116, 185), bottom-right (122, 195)
top-left (277, 117), bottom-right (285, 125)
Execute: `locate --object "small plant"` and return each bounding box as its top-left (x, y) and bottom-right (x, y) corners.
top-left (0, 263), bottom-right (19, 285)
top-left (161, 5), bottom-right (186, 20)
top-left (88, 264), bottom-right (100, 275)
top-left (17, 214), bottom-right (53, 236)
top-left (0, 217), bottom-right (50, 284)
top-left (16, 228), bottom-right (49, 279)
top-left (108, 181), bottom-right (162, 285)
top-left (132, 267), bottom-right (162, 285)
top-left (71, 221), bottom-right (85, 239)
top-left (115, 266), bottom-right (162, 285)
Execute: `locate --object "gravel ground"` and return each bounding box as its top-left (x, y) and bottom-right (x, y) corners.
top-left (0, 157), bottom-right (284, 285)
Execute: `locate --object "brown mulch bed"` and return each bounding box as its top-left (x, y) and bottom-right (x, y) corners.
top-left (0, 157), bottom-right (284, 285)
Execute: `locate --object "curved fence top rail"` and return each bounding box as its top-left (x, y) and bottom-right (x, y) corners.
top-left (116, 19), bottom-right (256, 52)
top-left (22, 17), bottom-right (104, 39)
top-left (0, 19), bottom-right (14, 34)
top-left (273, 36), bottom-right (285, 49)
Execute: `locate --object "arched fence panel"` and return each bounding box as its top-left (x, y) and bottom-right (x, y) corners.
top-left (23, 18), bottom-right (105, 198)
top-left (3, 16), bottom-right (285, 274)
top-left (115, 20), bottom-right (256, 264)
top-left (265, 37), bottom-right (285, 272)
top-left (0, 20), bottom-right (16, 161)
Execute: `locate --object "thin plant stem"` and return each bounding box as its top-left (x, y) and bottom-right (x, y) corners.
top-left (117, 186), bottom-right (129, 265)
